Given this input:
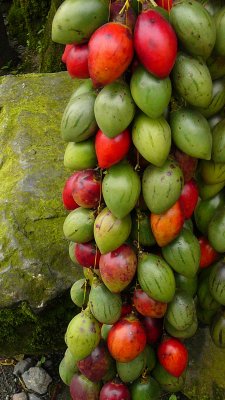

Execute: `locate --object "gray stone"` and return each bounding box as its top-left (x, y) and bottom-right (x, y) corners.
top-left (0, 72), bottom-right (83, 309)
top-left (183, 327), bottom-right (225, 400)
top-left (12, 393), bottom-right (27, 400)
top-left (22, 366), bottom-right (52, 395)
top-left (28, 395), bottom-right (42, 400)
top-left (13, 358), bottom-right (34, 376)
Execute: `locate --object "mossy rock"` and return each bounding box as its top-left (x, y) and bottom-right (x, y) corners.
top-left (0, 72), bottom-right (83, 312)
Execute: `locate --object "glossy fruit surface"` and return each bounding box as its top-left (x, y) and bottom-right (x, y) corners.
top-left (75, 242), bottom-right (100, 268)
top-left (151, 201), bottom-right (184, 247)
top-left (72, 169), bottom-right (101, 209)
top-left (179, 179), bottom-right (199, 219)
top-left (131, 375), bottom-right (161, 400)
top-left (95, 129), bottom-right (131, 169)
top-left (100, 381), bottom-right (131, 400)
top-left (77, 342), bottom-right (113, 382)
top-left (66, 43), bottom-right (89, 79)
top-left (62, 173), bottom-right (80, 210)
top-left (70, 373), bottom-right (101, 400)
top-left (99, 244), bottom-right (137, 293)
top-left (133, 288), bottom-right (167, 318)
top-left (173, 148), bottom-right (198, 183)
top-left (107, 315), bottom-right (146, 362)
top-left (88, 22), bottom-right (134, 87)
top-left (134, 9), bottom-right (177, 78)
top-left (157, 338), bottom-right (188, 377)
top-left (141, 317), bottom-right (164, 345)
top-left (199, 237), bottom-right (219, 269)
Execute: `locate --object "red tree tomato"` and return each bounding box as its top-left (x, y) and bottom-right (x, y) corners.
top-left (66, 43), bottom-right (89, 79)
top-left (157, 338), bottom-right (188, 377)
top-left (107, 315), bottom-right (146, 362)
top-left (156, 0), bottom-right (173, 11)
top-left (134, 10), bottom-right (177, 78)
top-left (133, 288), bottom-right (167, 318)
top-left (199, 237), bottom-right (219, 269)
top-left (72, 169), bottom-right (101, 209)
top-left (179, 179), bottom-right (199, 219)
top-left (75, 242), bottom-right (100, 268)
top-left (95, 129), bottom-right (131, 169)
top-left (62, 44), bottom-right (74, 63)
top-left (141, 316), bottom-right (163, 345)
top-left (100, 381), bottom-right (130, 400)
top-left (62, 173), bottom-right (79, 210)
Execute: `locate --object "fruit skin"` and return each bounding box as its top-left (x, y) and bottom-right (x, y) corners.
top-left (137, 253), bottom-right (175, 303)
top-left (59, 357), bottom-right (78, 386)
top-left (61, 92), bottom-right (97, 142)
top-left (89, 279), bottom-right (122, 324)
top-left (63, 208), bottom-right (95, 243)
top-left (75, 242), bottom-right (100, 268)
top-left (66, 44), bottom-right (89, 79)
top-left (65, 308), bottom-right (101, 361)
top-left (72, 169), bottom-right (101, 209)
top-left (107, 315), bottom-right (146, 362)
top-left (212, 119), bottom-right (225, 163)
top-left (94, 81), bottom-right (135, 138)
top-left (142, 159), bottom-right (184, 214)
top-left (164, 317), bottom-right (198, 340)
top-left (199, 237), bottom-right (219, 269)
top-left (173, 148), bottom-right (198, 183)
top-left (170, 108), bottom-right (212, 160)
top-left (70, 278), bottom-right (90, 307)
top-left (132, 113), bottom-right (171, 167)
top-left (152, 363), bottom-right (186, 393)
top-left (165, 290), bottom-right (196, 331)
top-left (52, 0), bottom-right (109, 44)
top-left (209, 260), bottom-right (225, 305)
top-left (99, 244), bottom-right (137, 293)
top-left (197, 79), bottom-right (225, 119)
top-left (130, 65), bottom-right (172, 119)
top-left (207, 54), bottom-right (225, 80)
top-left (94, 207), bottom-right (132, 254)
top-left (157, 338), bottom-right (188, 378)
top-left (130, 375), bottom-right (161, 400)
top-left (102, 161), bottom-right (141, 219)
top-left (214, 7), bottom-right (225, 56)
top-left (162, 228), bottom-right (200, 278)
top-left (197, 276), bottom-right (220, 311)
top-left (174, 274), bottom-right (198, 297)
top-left (169, 0), bottom-right (216, 59)
top-left (208, 205), bottom-right (225, 252)
top-left (194, 190), bottom-right (225, 235)
top-left (70, 373), bottom-right (101, 400)
top-left (196, 174), bottom-right (225, 200)
top-left (141, 317), bottom-right (163, 345)
top-left (131, 210), bottom-right (156, 247)
top-left (116, 350), bottom-right (146, 383)
top-left (133, 288), bottom-right (167, 318)
top-left (77, 342), bottom-right (114, 382)
top-left (210, 311), bottom-right (225, 348)
top-left (95, 129), bottom-right (131, 169)
top-left (62, 173), bottom-right (80, 210)
top-left (88, 22), bottom-right (134, 87)
top-left (156, 0), bottom-right (172, 11)
top-left (64, 139), bottom-right (97, 171)
top-left (62, 44), bottom-right (74, 63)
top-left (172, 53), bottom-right (212, 108)
top-left (151, 201), bottom-right (184, 247)
top-left (200, 160), bottom-right (225, 184)
top-left (134, 9), bottom-right (177, 78)
top-left (179, 179), bottom-right (199, 219)
top-left (100, 381), bottom-right (131, 400)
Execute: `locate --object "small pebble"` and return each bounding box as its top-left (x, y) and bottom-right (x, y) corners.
top-left (28, 394), bottom-right (42, 400)
top-left (22, 367), bottom-right (52, 395)
top-left (13, 358), bottom-right (34, 377)
top-left (12, 393), bottom-right (27, 400)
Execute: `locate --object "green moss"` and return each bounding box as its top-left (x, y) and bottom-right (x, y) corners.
top-left (0, 291), bottom-right (77, 356)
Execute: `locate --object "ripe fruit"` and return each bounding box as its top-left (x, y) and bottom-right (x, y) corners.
top-left (62, 173), bottom-right (80, 210)
top-left (75, 242), bottom-right (100, 268)
top-left (157, 338), bottom-right (188, 377)
top-left (72, 169), bottom-right (101, 208)
top-left (95, 129), bottom-right (131, 169)
top-left (134, 9), bottom-right (177, 78)
top-left (133, 288), bottom-right (167, 318)
top-left (107, 315), bottom-right (146, 362)
top-left (100, 381), bottom-right (131, 400)
top-left (179, 179), bottom-right (199, 219)
top-left (199, 237), bottom-right (219, 269)
top-left (66, 43), bottom-right (89, 79)
top-left (141, 317), bottom-right (164, 345)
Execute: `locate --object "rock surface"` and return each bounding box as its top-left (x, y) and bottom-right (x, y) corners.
top-left (13, 358), bottom-right (34, 377)
top-left (0, 72), bottom-right (83, 309)
top-left (22, 367), bottom-right (52, 394)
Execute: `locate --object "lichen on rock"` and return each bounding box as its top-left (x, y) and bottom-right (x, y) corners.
top-left (0, 72), bottom-right (83, 310)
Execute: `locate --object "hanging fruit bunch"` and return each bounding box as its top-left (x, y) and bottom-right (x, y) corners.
top-left (53, 0), bottom-right (225, 398)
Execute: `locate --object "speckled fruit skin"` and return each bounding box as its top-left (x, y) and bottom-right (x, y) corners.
top-left (157, 338), bottom-right (188, 378)
top-left (99, 244), bottom-right (137, 293)
top-left (134, 9), bottom-right (177, 78)
top-left (133, 288), bottom-right (167, 318)
top-left (72, 169), bottom-right (101, 209)
top-left (88, 22), bottom-right (134, 87)
top-left (62, 173), bottom-right (80, 210)
top-left (70, 373), bottom-right (101, 400)
top-left (100, 381), bottom-right (131, 400)
top-left (107, 315), bottom-right (146, 362)
top-left (77, 342), bottom-right (113, 382)
top-left (75, 242), bottom-right (100, 268)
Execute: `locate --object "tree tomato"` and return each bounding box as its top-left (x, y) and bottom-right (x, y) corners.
top-left (133, 288), bottom-right (167, 318)
top-left (107, 315), bottom-right (146, 362)
top-left (179, 179), bottom-right (199, 219)
top-left (75, 242), bottom-right (100, 268)
top-left (199, 237), bottom-right (219, 269)
top-left (95, 129), bottom-right (131, 169)
top-left (141, 316), bottom-right (163, 345)
top-left (62, 173), bottom-right (79, 210)
top-left (72, 169), bottom-right (101, 208)
top-left (157, 338), bottom-right (188, 377)
top-left (100, 381), bottom-right (130, 400)
top-left (66, 43), bottom-right (89, 79)
top-left (62, 44), bottom-right (74, 63)
top-left (156, 0), bottom-right (173, 11)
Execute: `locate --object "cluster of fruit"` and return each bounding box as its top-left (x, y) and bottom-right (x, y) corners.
top-left (52, 0), bottom-right (225, 398)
